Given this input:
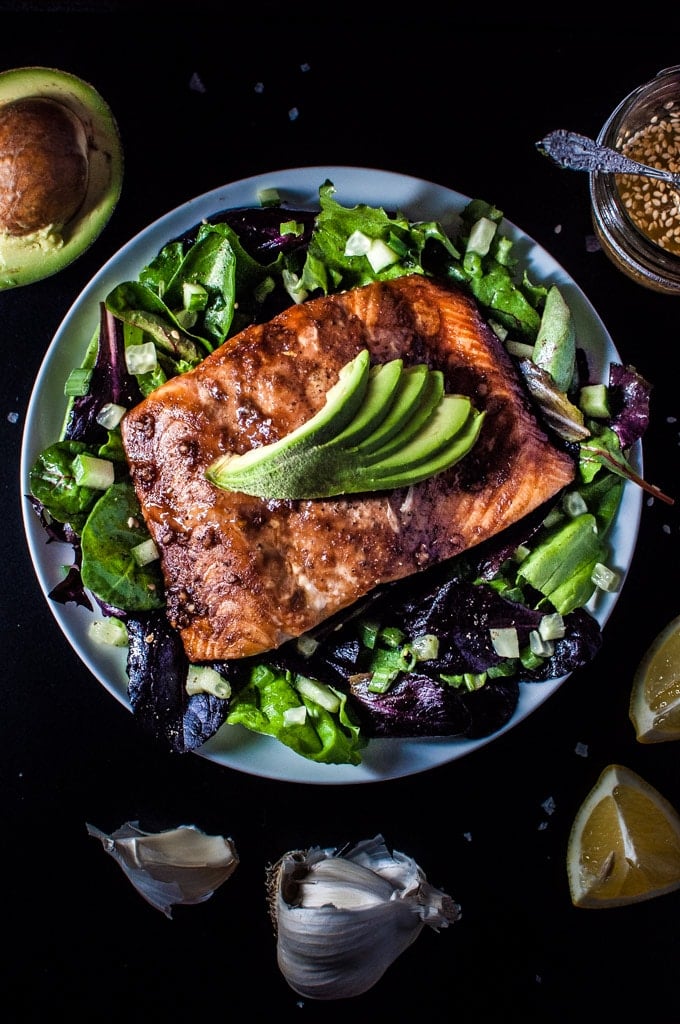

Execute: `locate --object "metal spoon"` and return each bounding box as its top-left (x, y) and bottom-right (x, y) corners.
top-left (536, 129), bottom-right (680, 189)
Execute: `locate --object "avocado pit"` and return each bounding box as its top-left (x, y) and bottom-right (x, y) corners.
top-left (0, 96), bottom-right (89, 235)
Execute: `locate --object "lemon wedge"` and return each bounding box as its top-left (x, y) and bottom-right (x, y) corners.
top-left (630, 614), bottom-right (680, 742)
top-left (567, 764), bottom-right (680, 908)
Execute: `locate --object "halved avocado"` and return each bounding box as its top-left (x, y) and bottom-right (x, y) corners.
top-left (0, 66), bottom-right (123, 290)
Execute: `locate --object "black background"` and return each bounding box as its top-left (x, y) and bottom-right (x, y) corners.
top-left (2, 8), bottom-right (680, 1021)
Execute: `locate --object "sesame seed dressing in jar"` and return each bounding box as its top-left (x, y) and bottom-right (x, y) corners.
top-left (590, 65), bottom-right (680, 293)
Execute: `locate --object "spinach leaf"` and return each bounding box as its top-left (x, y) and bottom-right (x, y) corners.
top-left (80, 481), bottom-right (164, 611)
top-left (29, 440), bottom-right (102, 531)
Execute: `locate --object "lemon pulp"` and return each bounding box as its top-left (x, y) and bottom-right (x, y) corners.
top-left (630, 614), bottom-right (680, 742)
top-left (567, 764), bottom-right (680, 908)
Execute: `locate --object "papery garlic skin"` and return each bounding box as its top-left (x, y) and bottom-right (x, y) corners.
top-left (86, 821), bottom-right (239, 919)
top-left (268, 834), bottom-right (461, 1000)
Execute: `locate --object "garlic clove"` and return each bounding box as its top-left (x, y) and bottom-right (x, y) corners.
top-left (86, 821), bottom-right (239, 918)
top-left (268, 833), bottom-right (461, 1000)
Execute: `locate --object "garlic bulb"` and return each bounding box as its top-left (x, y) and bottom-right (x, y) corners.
top-left (86, 821), bottom-right (239, 918)
top-left (267, 833), bottom-right (461, 1000)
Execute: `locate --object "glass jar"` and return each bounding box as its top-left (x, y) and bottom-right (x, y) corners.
top-left (590, 65), bottom-right (680, 294)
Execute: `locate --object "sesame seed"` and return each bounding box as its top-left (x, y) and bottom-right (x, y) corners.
top-left (615, 105), bottom-right (680, 255)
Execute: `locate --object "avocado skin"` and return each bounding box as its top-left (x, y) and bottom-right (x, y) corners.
top-left (0, 67), bottom-right (123, 290)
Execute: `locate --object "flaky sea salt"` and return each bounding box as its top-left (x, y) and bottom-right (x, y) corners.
top-left (574, 742), bottom-right (589, 757)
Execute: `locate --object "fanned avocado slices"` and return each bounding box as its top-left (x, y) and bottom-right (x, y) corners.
top-left (206, 350), bottom-right (485, 499)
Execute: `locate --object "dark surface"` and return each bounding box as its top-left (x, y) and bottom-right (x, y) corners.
top-left (3, 11), bottom-right (680, 1021)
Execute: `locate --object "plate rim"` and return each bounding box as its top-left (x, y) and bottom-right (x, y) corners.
top-left (20, 165), bottom-right (643, 785)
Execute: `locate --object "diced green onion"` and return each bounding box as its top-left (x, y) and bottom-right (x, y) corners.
top-left (490, 627), bottom-right (520, 659)
top-left (279, 220), bottom-right (304, 237)
top-left (368, 667), bottom-right (400, 693)
top-left (579, 383), bottom-right (610, 419)
top-left (283, 705), bottom-right (307, 726)
top-left (512, 544), bottom-right (531, 563)
top-left (359, 620), bottom-right (380, 650)
top-left (295, 675), bottom-right (341, 713)
top-left (539, 612), bottom-right (565, 640)
top-left (185, 665), bottom-right (231, 699)
top-left (366, 238), bottom-right (399, 273)
top-left (466, 216), bottom-right (497, 256)
top-left (529, 630), bottom-right (554, 657)
top-left (95, 402), bottom-right (127, 430)
top-left (258, 187), bottom-right (280, 207)
top-left (87, 617), bottom-right (128, 648)
top-left (296, 634), bottom-right (319, 657)
top-left (379, 626), bottom-right (405, 649)
top-left (520, 647), bottom-right (546, 669)
top-left (131, 537), bottom-right (159, 566)
top-left (125, 341), bottom-right (158, 374)
top-left (563, 490), bottom-right (588, 517)
top-left (182, 281), bottom-right (208, 311)
top-left (591, 562), bottom-right (620, 592)
top-left (64, 367), bottom-right (92, 397)
top-left (344, 230), bottom-right (372, 256)
top-left (72, 453), bottom-right (115, 490)
top-left (440, 671), bottom-right (488, 690)
top-left (409, 633), bottom-right (439, 661)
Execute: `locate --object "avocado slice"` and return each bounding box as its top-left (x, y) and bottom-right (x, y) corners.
top-left (364, 406), bottom-right (486, 490)
top-left (367, 395), bottom-right (474, 475)
top-left (354, 363), bottom-right (429, 454)
top-left (0, 66), bottom-right (123, 290)
top-left (327, 357), bottom-right (404, 448)
top-left (360, 368), bottom-right (445, 461)
top-left (532, 284), bottom-right (576, 394)
top-left (206, 348), bottom-right (371, 489)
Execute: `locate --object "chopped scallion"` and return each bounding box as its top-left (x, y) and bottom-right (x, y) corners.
top-left (131, 537), bottom-right (160, 566)
top-left (64, 367), bottom-right (92, 397)
top-left (125, 341), bottom-right (158, 374)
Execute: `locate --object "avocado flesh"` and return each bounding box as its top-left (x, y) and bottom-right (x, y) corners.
top-left (366, 406), bottom-right (486, 489)
top-left (354, 363), bottom-right (429, 454)
top-left (359, 368), bottom-right (445, 461)
top-left (207, 350), bottom-right (484, 499)
top-left (0, 67), bottom-right (123, 290)
top-left (206, 348), bottom-right (371, 481)
top-left (367, 395), bottom-right (474, 474)
top-left (327, 357), bottom-right (404, 448)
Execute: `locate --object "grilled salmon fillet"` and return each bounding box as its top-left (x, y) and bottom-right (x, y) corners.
top-left (121, 274), bottom-right (576, 661)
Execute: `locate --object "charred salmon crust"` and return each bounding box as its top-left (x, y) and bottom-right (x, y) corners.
top-left (121, 275), bottom-right (576, 661)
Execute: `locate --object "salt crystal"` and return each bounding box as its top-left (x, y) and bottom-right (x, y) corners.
top-left (300, 63), bottom-right (311, 72)
top-left (288, 107), bottom-right (299, 121)
top-left (554, 224), bottom-right (562, 234)
top-left (541, 796), bottom-right (556, 815)
top-left (574, 742), bottom-right (589, 757)
top-left (538, 821), bottom-right (549, 831)
top-left (7, 411), bottom-right (18, 423)
top-left (189, 72), bottom-right (206, 94)
top-left (254, 82), bottom-right (264, 94)
top-left (463, 832), bottom-right (472, 842)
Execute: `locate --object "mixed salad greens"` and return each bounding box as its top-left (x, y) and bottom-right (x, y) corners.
top-left (27, 181), bottom-right (664, 766)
